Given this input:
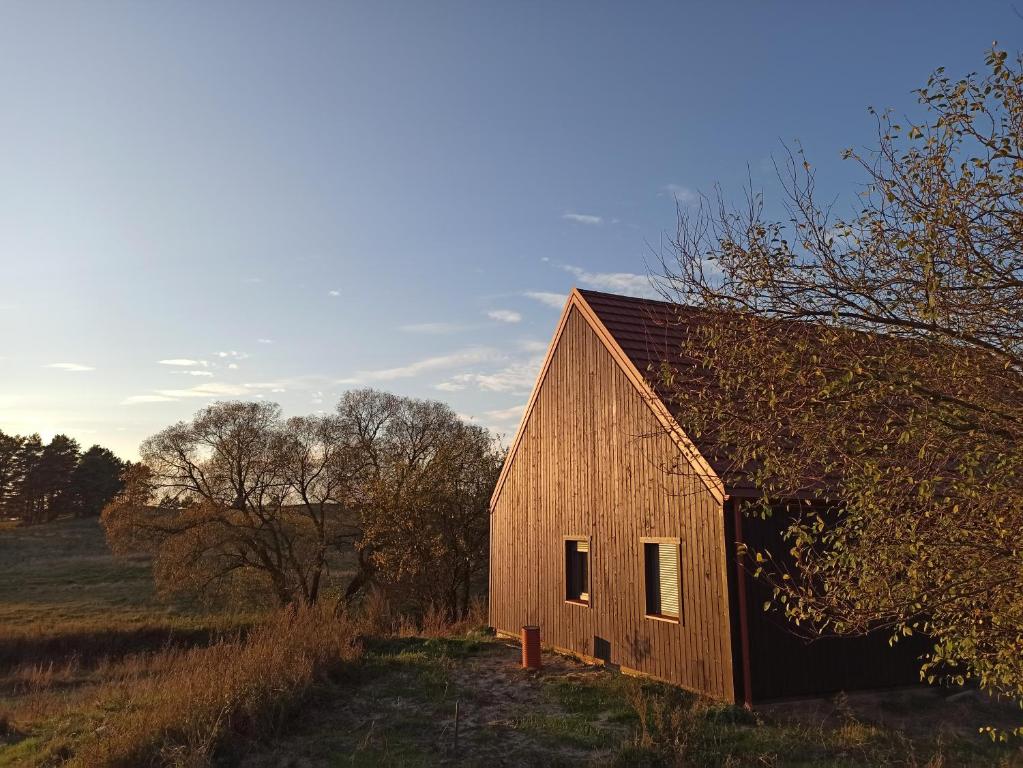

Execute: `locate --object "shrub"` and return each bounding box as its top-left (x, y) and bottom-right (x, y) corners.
top-left (623, 679), bottom-right (699, 762)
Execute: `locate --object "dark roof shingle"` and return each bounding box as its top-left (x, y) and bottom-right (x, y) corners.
top-left (577, 289), bottom-right (753, 489)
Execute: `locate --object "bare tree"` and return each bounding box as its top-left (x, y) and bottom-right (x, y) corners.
top-left (103, 402), bottom-right (347, 606)
top-left (353, 393), bottom-right (503, 619)
top-left (103, 392), bottom-right (502, 617)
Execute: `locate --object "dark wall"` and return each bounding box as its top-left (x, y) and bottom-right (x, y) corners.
top-left (732, 501), bottom-right (927, 702)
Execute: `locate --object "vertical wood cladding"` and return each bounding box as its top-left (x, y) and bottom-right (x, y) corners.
top-left (489, 307), bottom-right (735, 701)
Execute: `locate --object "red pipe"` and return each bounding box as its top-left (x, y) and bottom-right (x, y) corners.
top-left (521, 625), bottom-right (541, 669)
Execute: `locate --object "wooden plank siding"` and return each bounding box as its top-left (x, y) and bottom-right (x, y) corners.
top-left (489, 305), bottom-right (736, 702)
top-left (491, 288), bottom-right (927, 705)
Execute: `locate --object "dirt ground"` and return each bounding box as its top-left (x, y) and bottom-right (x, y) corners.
top-left (240, 636), bottom-right (634, 767)
top-left (443, 638), bottom-right (633, 764)
top-left (240, 635), bottom-right (1022, 768)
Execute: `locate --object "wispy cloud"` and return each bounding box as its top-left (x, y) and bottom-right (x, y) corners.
top-left (562, 265), bottom-right (658, 298)
top-left (518, 339), bottom-right (548, 353)
top-left (350, 348), bottom-right (498, 383)
top-left (216, 351), bottom-right (248, 360)
top-left (123, 379), bottom-right (293, 405)
top-left (439, 356), bottom-right (542, 394)
top-left (660, 183), bottom-right (698, 204)
top-left (154, 382), bottom-right (252, 399)
top-left (460, 403), bottom-right (527, 437)
top-left (257, 338), bottom-right (273, 344)
top-left (122, 373), bottom-right (332, 407)
top-left (244, 381), bottom-right (289, 393)
top-left (399, 322), bottom-right (467, 334)
top-left (175, 370), bottom-right (214, 377)
top-left (328, 290), bottom-right (340, 297)
top-left (487, 309), bottom-right (521, 324)
top-left (483, 404), bottom-right (526, 422)
top-left (523, 291), bottom-right (567, 308)
top-left (121, 394), bottom-right (178, 405)
top-left (159, 358), bottom-right (208, 367)
top-left (562, 212), bottom-right (602, 225)
top-left (45, 363), bottom-right (94, 372)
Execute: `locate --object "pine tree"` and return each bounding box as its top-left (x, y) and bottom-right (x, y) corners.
top-left (17, 434), bottom-right (44, 523)
top-left (0, 430), bottom-right (24, 519)
top-left (69, 446), bottom-right (126, 517)
top-left (24, 434), bottom-right (80, 523)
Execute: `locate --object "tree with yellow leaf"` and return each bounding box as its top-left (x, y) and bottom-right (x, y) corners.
top-left (658, 48), bottom-right (1023, 734)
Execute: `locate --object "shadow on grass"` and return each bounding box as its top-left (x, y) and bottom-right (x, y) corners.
top-left (0, 622), bottom-right (252, 671)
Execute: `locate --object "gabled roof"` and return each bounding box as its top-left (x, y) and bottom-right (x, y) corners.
top-left (495, 287), bottom-right (1019, 511)
top-left (578, 290), bottom-right (760, 489)
top-left (577, 289), bottom-right (692, 375)
top-left (490, 288), bottom-right (727, 511)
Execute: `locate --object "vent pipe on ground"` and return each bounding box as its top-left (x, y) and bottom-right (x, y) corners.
top-left (521, 625), bottom-right (541, 669)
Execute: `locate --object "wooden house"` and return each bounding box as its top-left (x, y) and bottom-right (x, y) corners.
top-left (488, 288), bottom-right (923, 705)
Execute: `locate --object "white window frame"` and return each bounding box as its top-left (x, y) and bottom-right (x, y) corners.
top-left (641, 536), bottom-right (682, 623)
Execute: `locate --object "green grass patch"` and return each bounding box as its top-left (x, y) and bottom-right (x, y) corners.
top-left (363, 633), bottom-right (488, 661)
top-left (541, 673), bottom-right (638, 725)
top-left (512, 711), bottom-right (618, 749)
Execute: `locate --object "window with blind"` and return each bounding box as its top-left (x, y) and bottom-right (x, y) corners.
top-left (565, 538), bottom-right (590, 604)
top-left (643, 540), bottom-right (681, 620)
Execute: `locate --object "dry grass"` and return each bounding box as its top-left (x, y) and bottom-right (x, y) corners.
top-left (0, 518), bottom-right (258, 670)
top-left (610, 679), bottom-right (1023, 767)
top-left (0, 518), bottom-right (486, 767)
top-left (5, 518), bottom-right (1019, 767)
top-left (69, 604), bottom-right (360, 767)
top-left (624, 678), bottom-right (704, 760)
top-left (356, 587), bottom-right (488, 639)
top-left (0, 613), bottom-right (259, 673)
top-left (1, 605), bottom-right (360, 767)
top-left (0, 519), bottom-right (364, 767)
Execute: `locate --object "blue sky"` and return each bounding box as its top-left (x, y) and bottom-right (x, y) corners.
top-left (0, 1), bottom-right (1018, 459)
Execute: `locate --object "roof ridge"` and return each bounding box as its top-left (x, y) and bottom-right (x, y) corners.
top-left (575, 288), bottom-right (678, 308)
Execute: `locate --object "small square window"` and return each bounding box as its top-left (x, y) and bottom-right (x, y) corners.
top-left (565, 538), bottom-right (589, 604)
top-left (644, 540), bottom-right (681, 620)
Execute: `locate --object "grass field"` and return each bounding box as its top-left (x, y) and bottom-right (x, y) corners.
top-left (0, 518), bottom-right (264, 766)
top-left (0, 516), bottom-right (179, 626)
top-left (0, 518), bottom-right (1021, 766)
top-left (0, 518), bottom-right (257, 671)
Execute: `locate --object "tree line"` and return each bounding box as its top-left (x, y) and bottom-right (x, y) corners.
top-left (0, 430), bottom-right (126, 524)
top-left (101, 389), bottom-right (504, 620)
